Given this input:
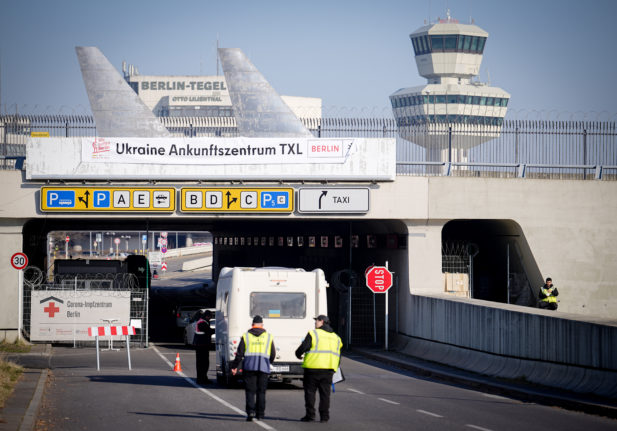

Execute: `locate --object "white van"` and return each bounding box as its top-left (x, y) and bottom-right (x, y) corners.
top-left (215, 267), bottom-right (328, 385)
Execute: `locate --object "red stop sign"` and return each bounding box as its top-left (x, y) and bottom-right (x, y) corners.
top-left (366, 266), bottom-right (393, 293)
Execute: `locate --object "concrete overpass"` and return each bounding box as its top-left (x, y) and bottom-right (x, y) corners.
top-left (2, 165), bottom-right (617, 396)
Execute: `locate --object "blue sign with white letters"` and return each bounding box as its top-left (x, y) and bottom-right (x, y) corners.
top-left (261, 191), bottom-right (289, 208)
top-left (46, 190), bottom-right (75, 207)
top-left (93, 191), bottom-right (110, 208)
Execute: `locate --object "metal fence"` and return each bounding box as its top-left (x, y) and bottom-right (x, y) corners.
top-left (1, 114), bottom-right (616, 180)
top-left (21, 266), bottom-right (148, 347)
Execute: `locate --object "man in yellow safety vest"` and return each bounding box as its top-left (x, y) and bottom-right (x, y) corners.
top-left (539, 277), bottom-right (559, 310)
top-left (295, 314), bottom-right (342, 423)
top-left (231, 315), bottom-right (276, 421)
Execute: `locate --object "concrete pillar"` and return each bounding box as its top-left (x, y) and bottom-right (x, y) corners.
top-left (405, 220), bottom-right (446, 295)
top-left (400, 220), bottom-right (446, 334)
top-left (0, 220), bottom-right (25, 342)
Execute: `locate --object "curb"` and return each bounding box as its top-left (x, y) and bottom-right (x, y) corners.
top-left (18, 369), bottom-right (48, 431)
top-left (352, 348), bottom-right (617, 419)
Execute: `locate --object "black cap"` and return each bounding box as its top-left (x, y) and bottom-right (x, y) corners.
top-left (546, 277), bottom-right (552, 282)
top-left (252, 315), bottom-right (263, 324)
top-left (313, 315), bottom-right (329, 324)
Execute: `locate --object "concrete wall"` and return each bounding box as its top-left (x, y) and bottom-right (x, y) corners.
top-left (425, 177), bottom-right (617, 317)
top-left (0, 220), bottom-right (26, 342)
top-left (1, 170), bottom-right (616, 337)
top-left (380, 176), bottom-right (617, 318)
top-left (393, 294), bottom-right (617, 397)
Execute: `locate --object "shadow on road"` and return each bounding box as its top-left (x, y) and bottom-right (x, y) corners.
top-left (87, 374), bottom-right (196, 387)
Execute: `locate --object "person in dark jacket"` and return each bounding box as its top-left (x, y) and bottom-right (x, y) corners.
top-left (231, 315), bottom-right (276, 421)
top-left (538, 277), bottom-right (559, 310)
top-left (193, 309), bottom-right (213, 384)
top-left (295, 315), bottom-right (342, 423)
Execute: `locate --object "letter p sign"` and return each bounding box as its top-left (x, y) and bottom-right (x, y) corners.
top-left (93, 191), bottom-right (110, 208)
top-left (260, 191), bottom-right (289, 209)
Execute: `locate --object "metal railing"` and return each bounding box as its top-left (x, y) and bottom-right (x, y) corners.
top-left (21, 266), bottom-right (148, 347)
top-left (1, 114), bottom-right (615, 180)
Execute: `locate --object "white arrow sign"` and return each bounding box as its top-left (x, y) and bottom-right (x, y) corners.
top-left (298, 187), bottom-right (369, 213)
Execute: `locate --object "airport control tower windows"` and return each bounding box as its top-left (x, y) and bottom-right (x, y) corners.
top-left (430, 35), bottom-right (445, 51)
top-left (395, 115), bottom-right (505, 127)
top-left (412, 34), bottom-right (487, 55)
top-left (391, 94), bottom-right (510, 109)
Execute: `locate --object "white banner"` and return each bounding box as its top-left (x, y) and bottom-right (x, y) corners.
top-left (30, 290), bottom-right (131, 341)
top-left (82, 137), bottom-right (353, 165)
top-left (27, 137), bottom-right (396, 181)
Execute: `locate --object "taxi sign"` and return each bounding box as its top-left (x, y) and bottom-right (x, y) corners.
top-left (41, 187), bottom-right (176, 212)
top-left (181, 187), bottom-right (293, 213)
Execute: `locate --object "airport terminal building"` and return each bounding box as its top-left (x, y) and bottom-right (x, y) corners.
top-left (123, 64), bottom-right (322, 119)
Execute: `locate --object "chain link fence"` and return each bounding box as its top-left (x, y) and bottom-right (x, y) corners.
top-left (1, 113), bottom-right (616, 179)
top-left (21, 266), bottom-right (148, 347)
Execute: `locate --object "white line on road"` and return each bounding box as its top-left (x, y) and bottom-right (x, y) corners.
top-left (482, 393), bottom-right (509, 400)
top-left (348, 388), bottom-right (365, 395)
top-left (152, 346), bottom-right (275, 430)
top-left (378, 398), bottom-right (400, 405)
top-left (466, 425), bottom-right (494, 431)
top-left (416, 409), bottom-right (443, 418)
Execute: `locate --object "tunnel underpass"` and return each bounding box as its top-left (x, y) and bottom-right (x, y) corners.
top-left (22, 217), bottom-right (408, 346)
top-left (442, 219), bottom-right (542, 307)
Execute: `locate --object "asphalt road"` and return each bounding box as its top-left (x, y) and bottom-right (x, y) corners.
top-left (34, 344), bottom-right (617, 431)
top-left (148, 252), bottom-right (214, 343)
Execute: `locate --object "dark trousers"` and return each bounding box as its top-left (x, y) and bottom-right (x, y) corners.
top-left (303, 370), bottom-right (334, 420)
top-left (243, 370), bottom-right (269, 417)
top-left (195, 345), bottom-right (210, 382)
top-left (539, 301), bottom-right (558, 310)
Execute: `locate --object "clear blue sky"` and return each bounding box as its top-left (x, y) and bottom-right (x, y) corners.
top-left (1, 0), bottom-right (616, 118)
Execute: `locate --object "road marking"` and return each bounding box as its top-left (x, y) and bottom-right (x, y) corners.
top-left (416, 409), bottom-right (443, 418)
top-left (152, 346), bottom-right (275, 430)
top-left (348, 388), bottom-right (365, 395)
top-left (378, 398), bottom-right (400, 405)
top-left (482, 393), bottom-right (508, 400)
top-left (466, 425), bottom-right (494, 431)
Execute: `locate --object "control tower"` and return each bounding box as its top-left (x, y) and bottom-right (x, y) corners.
top-left (391, 12), bottom-right (510, 166)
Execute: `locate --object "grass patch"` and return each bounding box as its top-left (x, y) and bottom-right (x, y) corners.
top-left (0, 340), bottom-right (31, 354)
top-left (0, 359), bottom-right (23, 409)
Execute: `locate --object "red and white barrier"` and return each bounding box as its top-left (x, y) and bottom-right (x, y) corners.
top-left (88, 325), bottom-right (136, 371)
top-left (88, 326), bottom-right (136, 337)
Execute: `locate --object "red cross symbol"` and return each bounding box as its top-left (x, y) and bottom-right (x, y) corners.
top-left (44, 302), bottom-right (60, 318)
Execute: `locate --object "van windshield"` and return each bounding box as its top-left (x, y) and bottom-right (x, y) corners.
top-left (250, 292), bottom-right (306, 319)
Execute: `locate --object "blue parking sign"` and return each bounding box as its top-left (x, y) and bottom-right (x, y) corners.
top-left (261, 191), bottom-right (289, 208)
top-left (46, 190), bottom-right (75, 208)
top-left (93, 190), bottom-right (110, 208)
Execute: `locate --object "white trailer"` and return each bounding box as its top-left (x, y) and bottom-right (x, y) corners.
top-left (215, 267), bottom-right (328, 385)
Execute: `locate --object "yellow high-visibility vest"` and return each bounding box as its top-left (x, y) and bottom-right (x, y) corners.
top-left (242, 331), bottom-right (273, 373)
top-left (302, 329), bottom-right (342, 371)
top-left (541, 287), bottom-right (557, 303)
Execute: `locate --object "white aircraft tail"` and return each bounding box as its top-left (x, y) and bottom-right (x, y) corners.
top-left (76, 46), bottom-right (170, 137)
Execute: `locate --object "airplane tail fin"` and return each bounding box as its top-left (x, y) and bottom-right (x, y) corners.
top-left (218, 48), bottom-right (313, 138)
top-left (75, 46), bottom-right (170, 137)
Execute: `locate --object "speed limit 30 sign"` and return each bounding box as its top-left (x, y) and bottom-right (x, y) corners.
top-left (11, 252), bottom-right (28, 270)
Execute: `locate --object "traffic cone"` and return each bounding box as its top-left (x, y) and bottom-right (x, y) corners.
top-left (173, 353), bottom-right (182, 372)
